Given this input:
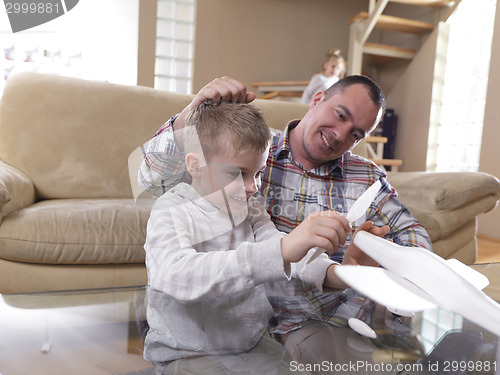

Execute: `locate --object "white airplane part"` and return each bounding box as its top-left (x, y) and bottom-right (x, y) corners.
top-left (445, 258), bottom-right (490, 290)
top-left (307, 180), bottom-right (382, 264)
top-left (334, 266), bottom-right (437, 312)
top-left (386, 306), bottom-right (415, 317)
top-left (348, 317), bottom-right (377, 339)
top-left (335, 260), bottom-right (489, 314)
top-left (350, 231), bottom-right (500, 337)
top-left (345, 180), bottom-right (382, 224)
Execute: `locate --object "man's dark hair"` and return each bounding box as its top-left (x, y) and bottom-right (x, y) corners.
top-left (324, 74), bottom-right (386, 116)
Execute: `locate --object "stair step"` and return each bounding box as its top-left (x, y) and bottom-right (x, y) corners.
top-left (366, 136), bottom-right (388, 144)
top-left (258, 91), bottom-right (302, 100)
top-left (370, 158), bottom-right (404, 167)
top-left (364, 43), bottom-right (416, 60)
top-left (348, 12), bottom-right (434, 34)
top-left (389, 0), bottom-right (454, 7)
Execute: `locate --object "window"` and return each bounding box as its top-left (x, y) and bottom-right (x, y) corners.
top-left (0, 0), bottom-right (140, 95)
top-left (427, 0), bottom-right (497, 172)
top-left (155, 0), bottom-right (196, 94)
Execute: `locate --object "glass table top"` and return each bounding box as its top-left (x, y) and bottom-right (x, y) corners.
top-left (0, 263), bottom-right (499, 375)
top-left (0, 286), bottom-right (152, 375)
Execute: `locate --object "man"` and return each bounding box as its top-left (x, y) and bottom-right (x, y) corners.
top-left (139, 75), bottom-right (432, 369)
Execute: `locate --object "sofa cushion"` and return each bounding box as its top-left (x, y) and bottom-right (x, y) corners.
top-left (387, 171), bottom-right (500, 211)
top-left (0, 161), bottom-right (36, 221)
top-left (404, 193), bottom-right (499, 243)
top-left (438, 238), bottom-right (476, 265)
top-left (0, 73), bottom-right (193, 200)
top-left (0, 258), bottom-right (147, 294)
top-left (431, 219), bottom-right (476, 259)
top-left (0, 199), bottom-right (148, 264)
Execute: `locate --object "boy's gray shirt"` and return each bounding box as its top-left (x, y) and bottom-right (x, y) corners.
top-left (144, 183), bottom-right (330, 362)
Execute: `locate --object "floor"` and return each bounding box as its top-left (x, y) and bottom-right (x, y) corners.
top-left (476, 235), bottom-right (500, 263)
top-left (0, 289), bottom-right (152, 375)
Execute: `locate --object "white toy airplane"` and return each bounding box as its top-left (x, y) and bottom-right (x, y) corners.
top-left (308, 180), bottom-right (382, 264)
top-left (335, 231), bottom-right (500, 337)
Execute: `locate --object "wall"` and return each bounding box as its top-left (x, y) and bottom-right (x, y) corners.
top-left (137, 0), bottom-right (157, 87)
top-left (193, 0), bottom-right (367, 92)
top-left (478, 6), bottom-right (500, 239)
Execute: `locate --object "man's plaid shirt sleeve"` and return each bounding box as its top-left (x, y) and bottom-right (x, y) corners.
top-left (369, 175), bottom-right (433, 251)
top-left (138, 115), bottom-right (188, 197)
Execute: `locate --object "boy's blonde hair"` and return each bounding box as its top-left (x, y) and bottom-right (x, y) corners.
top-left (184, 101), bottom-right (271, 162)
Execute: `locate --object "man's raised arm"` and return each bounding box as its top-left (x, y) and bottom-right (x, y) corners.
top-left (138, 77), bottom-right (256, 197)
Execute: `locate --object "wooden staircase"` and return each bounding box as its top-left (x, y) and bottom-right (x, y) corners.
top-left (347, 0), bottom-right (459, 171)
top-left (366, 136), bottom-right (403, 172)
top-left (347, 0), bottom-right (458, 75)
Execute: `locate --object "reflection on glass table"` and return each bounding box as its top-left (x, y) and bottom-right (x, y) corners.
top-left (0, 263), bottom-right (498, 375)
top-left (0, 286), bottom-right (152, 375)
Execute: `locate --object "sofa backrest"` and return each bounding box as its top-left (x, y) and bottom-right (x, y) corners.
top-left (0, 73), bottom-right (310, 199)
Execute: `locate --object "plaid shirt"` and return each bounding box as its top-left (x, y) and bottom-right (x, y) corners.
top-left (139, 117), bottom-right (433, 335)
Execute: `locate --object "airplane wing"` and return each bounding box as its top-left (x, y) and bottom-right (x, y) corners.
top-left (334, 265), bottom-right (437, 312)
top-left (342, 231), bottom-right (500, 337)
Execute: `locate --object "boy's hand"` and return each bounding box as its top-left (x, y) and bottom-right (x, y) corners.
top-left (175, 76), bottom-right (256, 131)
top-left (281, 211), bottom-right (351, 263)
top-left (342, 221), bottom-right (390, 267)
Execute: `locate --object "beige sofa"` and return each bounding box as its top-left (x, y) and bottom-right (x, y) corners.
top-left (0, 72), bottom-right (499, 293)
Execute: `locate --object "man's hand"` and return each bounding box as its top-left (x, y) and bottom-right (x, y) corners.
top-left (324, 221), bottom-right (389, 290)
top-left (281, 211), bottom-right (351, 263)
top-left (175, 76), bottom-right (256, 131)
top-left (342, 221), bottom-right (389, 267)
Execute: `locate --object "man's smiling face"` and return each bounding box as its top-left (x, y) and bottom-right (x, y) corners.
top-left (291, 83), bottom-right (382, 170)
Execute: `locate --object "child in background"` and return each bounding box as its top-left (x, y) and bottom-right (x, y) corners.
top-left (143, 101), bottom-right (351, 374)
top-left (301, 49), bottom-right (345, 104)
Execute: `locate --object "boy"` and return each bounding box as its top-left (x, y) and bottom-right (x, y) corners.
top-left (143, 101), bottom-right (355, 374)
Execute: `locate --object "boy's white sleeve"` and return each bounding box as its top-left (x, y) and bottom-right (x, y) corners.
top-left (291, 252), bottom-right (337, 292)
top-left (145, 194), bottom-right (288, 303)
top-left (248, 198), bottom-right (335, 291)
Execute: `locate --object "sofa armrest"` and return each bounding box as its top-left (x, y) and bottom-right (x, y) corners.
top-left (387, 171), bottom-right (500, 245)
top-left (0, 161), bottom-right (36, 222)
top-left (387, 171), bottom-right (500, 212)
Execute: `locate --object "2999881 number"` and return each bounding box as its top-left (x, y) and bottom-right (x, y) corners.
top-left (443, 361), bottom-right (496, 373)
top-left (5, 2), bottom-right (62, 14)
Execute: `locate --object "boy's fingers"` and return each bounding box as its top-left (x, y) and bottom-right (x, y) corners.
top-left (306, 212), bottom-right (351, 243)
top-left (320, 211), bottom-right (351, 232)
top-left (314, 226), bottom-right (342, 251)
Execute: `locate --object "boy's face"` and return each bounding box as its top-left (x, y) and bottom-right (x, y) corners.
top-left (195, 147), bottom-right (268, 220)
